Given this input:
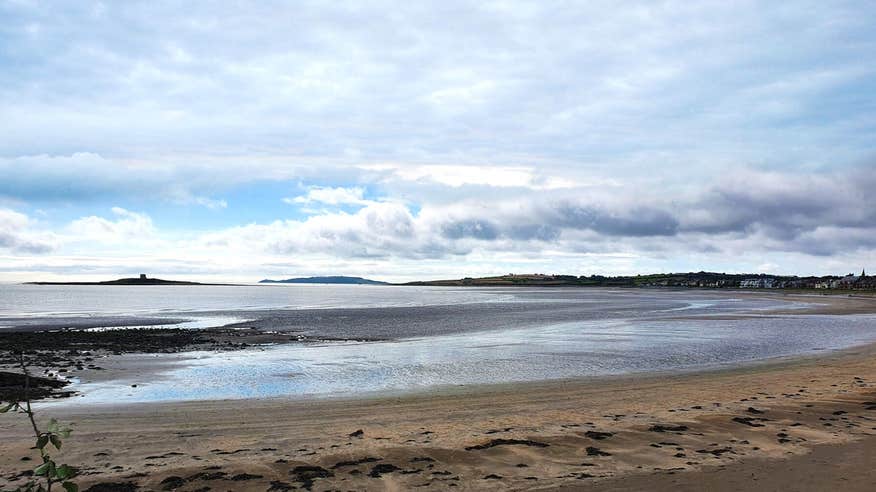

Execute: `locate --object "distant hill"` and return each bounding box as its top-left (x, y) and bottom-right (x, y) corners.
top-left (25, 275), bottom-right (231, 286)
top-left (259, 276), bottom-right (389, 285)
top-left (403, 272), bottom-right (875, 290)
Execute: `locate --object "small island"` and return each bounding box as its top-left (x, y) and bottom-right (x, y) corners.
top-left (25, 274), bottom-right (230, 286)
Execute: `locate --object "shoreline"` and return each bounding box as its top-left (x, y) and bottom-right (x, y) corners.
top-left (3, 336), bottom-right (876, 490)
top-left (3, 289), bottom-right (876, 404)
top-left (40, 332), bottom-right (876, 411)
top-left (2, 292), bottom-right (876, 490)
top-left (42, 330), bottom-right (876, 411)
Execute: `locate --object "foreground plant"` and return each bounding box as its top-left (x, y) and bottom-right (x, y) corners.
top-left (1, 352), bottom-right (78, 492)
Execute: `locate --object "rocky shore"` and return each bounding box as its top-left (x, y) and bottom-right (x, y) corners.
top-left (0, 326), bottom-right (331, 400)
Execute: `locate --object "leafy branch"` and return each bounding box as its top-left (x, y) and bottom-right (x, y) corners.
top-left (1, 352), bottom-right (78, 492)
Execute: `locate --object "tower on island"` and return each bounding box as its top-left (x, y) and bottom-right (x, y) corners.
top-left (139, 274), bottom-right (147, 280)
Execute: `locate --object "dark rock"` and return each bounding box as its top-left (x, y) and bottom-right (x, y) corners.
top-left (0, 371), bottom-right (72, 401)
top-left (697, 447), bottom-right (732, 456)
top-left (186, 471), bottom-right (226, 481)
top-left (746, 407), bottom-right (765, 414)
top-left (332, 457), bottom-right (381, 469)
top-left (465, 439), bottom-right (549, 451)
top-left (160, 477), bottom-right (186, 490)
top-left (584, 431), bottom-right (614, 440)
top-left (349, 429), bottom-right (364, 438)
top-left (267, 481), bottom-right (294, 492)
top-left (85, 483), bottom-right (138, 492)
top-left (369, 463), bottom-right (401, 478)
top-left (586, 446), bottom-right (611, 457)
top-left (648, 425), bottom-right (688, 433)
top-left (732, 417), bottom-right (765, 427)
top-left (484, 474), bottom-right (503, 479)
top-left (229, 473), bottom-right (262, 481)
top-left (290, 465), bottom-right (333, 489)
top-left (484, 427), bottom-right (513, 434)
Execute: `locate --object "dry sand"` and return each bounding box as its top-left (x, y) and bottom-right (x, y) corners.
top-left (2, 294), bottom-right (876, 491)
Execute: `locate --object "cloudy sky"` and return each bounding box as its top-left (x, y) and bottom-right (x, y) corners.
top-left (1, 1), bottom-right (874, 282)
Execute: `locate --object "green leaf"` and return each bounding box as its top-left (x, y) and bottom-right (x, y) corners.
top-left (34, 462), bottom-right (50, 476)
top-left (47, 418), bottom-right (60, 433)
top-left (56, 464), bottom-right (75, 479)
top-left (36, 434), bottom-right (49, 449)
top-left (62, 482), bottom-right (79, 492)
top-left (60, 428), bottom-right (72, 438)
top-left (50, 434), bottom-right (62, 450)
top-left (0, 402), bottom-right (15, 413)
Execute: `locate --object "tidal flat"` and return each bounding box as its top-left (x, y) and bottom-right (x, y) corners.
top-left (2, 287), bottom-right (876, 490)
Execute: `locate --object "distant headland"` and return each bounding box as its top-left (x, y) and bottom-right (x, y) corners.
top-left (403, 270), bottom-right (875, 291)
top-left (25, 274), bottom-right (234, 286)
top-left (259, 276), bottom-right (389, 285)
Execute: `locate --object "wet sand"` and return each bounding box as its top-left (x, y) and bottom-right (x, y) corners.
top-left (1, 294), bottom-right (876, 490)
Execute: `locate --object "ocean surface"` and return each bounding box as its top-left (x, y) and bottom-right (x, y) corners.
top-left (0, 283), bottom-right (512, 318)
top-left (2, 284), bottom-right (875, 405)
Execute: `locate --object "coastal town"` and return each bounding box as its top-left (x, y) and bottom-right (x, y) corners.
top-left (407, 270), bottom-right (875, 290)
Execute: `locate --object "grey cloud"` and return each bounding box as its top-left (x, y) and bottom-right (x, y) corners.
top-left (0, 231), bottom-right (54, 254)
top-left (552, 204), bottom-right (680, 237)
top-left (681, 169), bottom-right (876, 242)
top-left (441, 219), bottom-right (500, 240)
top-left (0, 209), bottom-right (55, 254)
top-left (414, 166), bottom-right (876, 259)
top-left (1, 1), bottom-right (873, 177)
top-left (507, 224), bottom-right (561, 242)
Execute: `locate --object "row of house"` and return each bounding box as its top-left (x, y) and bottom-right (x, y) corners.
top-left (739, 269), bottom-right (873, 290)
top-left (739, 278), bottom-right (777, 288)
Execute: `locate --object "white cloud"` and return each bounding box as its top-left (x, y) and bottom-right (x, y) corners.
top-left (364, 164), bottom-right (583, 190)
top-left (67, 207), bottom-right (156, 244)
top-left (284, 186), bottom-right (369, 206)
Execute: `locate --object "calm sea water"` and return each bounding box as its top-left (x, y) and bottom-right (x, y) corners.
top-left (2, 284), bottom-right (873, 405)
top-left (73, 314), bottom-right (876, 405)
top-left (0, 283), bottom-right (512, 317)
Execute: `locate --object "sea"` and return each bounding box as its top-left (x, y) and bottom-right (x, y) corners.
top-left (1, 283), bottom-right (875, 404)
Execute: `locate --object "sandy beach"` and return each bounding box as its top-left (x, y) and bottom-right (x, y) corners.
top-left (1, 293), bottom-right (875, 491)
top-left (6, 2), bottom-right (876, 489)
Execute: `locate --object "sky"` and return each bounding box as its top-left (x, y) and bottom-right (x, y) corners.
top-left (1, 1), bottom-right (875, 282)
